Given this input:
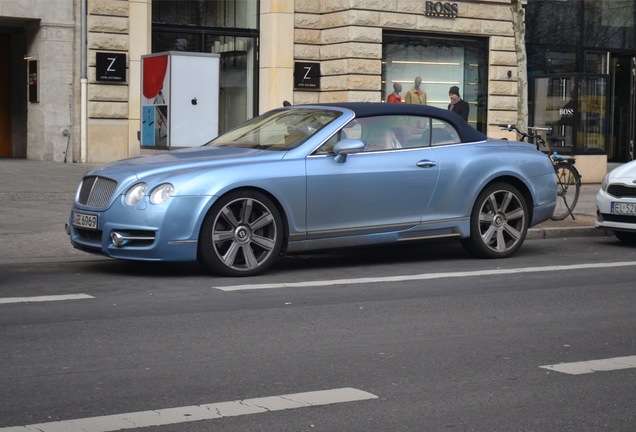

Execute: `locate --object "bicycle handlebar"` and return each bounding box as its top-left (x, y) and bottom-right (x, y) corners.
top-left (527, 126), bottom-right (552, 132)
top-left (498, 124), bottom-right (552, 135)
top-left (499, 124), bottom-right (570, 155)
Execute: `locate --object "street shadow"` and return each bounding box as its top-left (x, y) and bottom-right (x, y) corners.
top-left (77, 238), bottom-right (471, 279)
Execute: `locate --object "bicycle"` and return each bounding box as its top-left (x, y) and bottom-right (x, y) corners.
top-left (499, 124), bottom-right (582, 221)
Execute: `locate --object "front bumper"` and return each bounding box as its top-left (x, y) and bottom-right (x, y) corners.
top-left (595, 189), bottom-right (636, 232)
top-left (68, 195), bottom-right (216, 262)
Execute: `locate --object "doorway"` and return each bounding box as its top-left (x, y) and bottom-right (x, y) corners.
top-left (0, 33), bottom-right (12, 157)
top-left (609, 54), bottom-right (635, 162)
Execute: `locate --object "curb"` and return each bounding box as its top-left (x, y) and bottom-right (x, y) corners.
top-left (527, 226), bottom-right (611, 240)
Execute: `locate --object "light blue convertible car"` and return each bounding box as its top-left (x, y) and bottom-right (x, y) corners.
top-left (67, 103), bottom-right (557, 276)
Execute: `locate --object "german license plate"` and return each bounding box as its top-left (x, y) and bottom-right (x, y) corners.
top-left (72, 212), bottom-right (98, 230)
top-left (611, 202), bottom-right (636, 216)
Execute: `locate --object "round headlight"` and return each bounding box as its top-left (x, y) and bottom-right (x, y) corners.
top-left (124, 183), bottom-right (147, 206)
top-left (150, 183), bottom-right (174, 205)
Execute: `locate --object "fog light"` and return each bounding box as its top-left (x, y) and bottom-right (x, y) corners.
top-left (111, 232), bottom-right (125, 247)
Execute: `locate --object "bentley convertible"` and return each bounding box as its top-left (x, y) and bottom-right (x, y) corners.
top-left (67, 103), bottom-right (557, 276)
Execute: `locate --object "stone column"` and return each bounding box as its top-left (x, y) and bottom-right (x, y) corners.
top-left (259, 0), bottom-right (294, 113)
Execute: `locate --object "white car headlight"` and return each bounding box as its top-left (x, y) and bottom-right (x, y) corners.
top-left (124, 183), bottom-right (147, 206)
top-left (600, 173), bottom-right (609, 192)
top-left (150, 183), bottom-right (174, 205)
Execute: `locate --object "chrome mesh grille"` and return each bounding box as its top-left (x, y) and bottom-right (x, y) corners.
top-left (78, 176), bottom-right (118, 208)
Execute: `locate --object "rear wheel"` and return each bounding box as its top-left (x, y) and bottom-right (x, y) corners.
top-left (199, 190), bottom-right (283, 277)
top-left (461, 183), bottom-right (529, 258)
top-left (551, 162), bottom-right (581, 221)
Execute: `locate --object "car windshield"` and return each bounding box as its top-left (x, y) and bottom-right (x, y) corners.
top-left (208, 108), bottom-right (342, 151)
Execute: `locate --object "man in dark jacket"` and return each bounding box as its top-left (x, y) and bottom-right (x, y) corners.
top-left (448, 86), bottom-right (469, 122)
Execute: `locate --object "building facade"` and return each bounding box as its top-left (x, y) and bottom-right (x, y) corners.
top-left (2, 0), bottom-right (635, 183)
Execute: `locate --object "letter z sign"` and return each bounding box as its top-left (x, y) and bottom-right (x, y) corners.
top-left (294, 62), bottom-right (320, 89)
top-left (96, 52), bottom-right (127, 82)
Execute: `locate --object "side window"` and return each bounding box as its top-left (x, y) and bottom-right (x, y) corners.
top-left (313, 115), bottom-right (454, 154)
top-left (361, 115), bottom-right (433, 151)
top-left (314, 131), bottom-right (343, 155)
top-left (343, 121), bottom-right (362, 140)
top-left (313, 120), bottom-right (362, 155)
top-left (430, 119), bottom-right (461, 146)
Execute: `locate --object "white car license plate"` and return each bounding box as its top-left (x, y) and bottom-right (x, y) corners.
top-left (72, 212), bottom-right (98, 230)
top-left (611, 202), bottom-right (636, 216)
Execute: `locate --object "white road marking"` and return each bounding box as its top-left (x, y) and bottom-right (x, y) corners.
top-left (213, 261), bottom-right (636, 291)
top-left (540, 355), bottom-right (636, 375)
top-left (0, 388), bottom-right (378, 432)
top-left (0, 294), bottom-right (94, 305)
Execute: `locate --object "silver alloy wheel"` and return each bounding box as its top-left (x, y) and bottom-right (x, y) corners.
top-left (206, 195), bottom-right (281, 274)
top-left (477, 188), bottom-right (526, 253)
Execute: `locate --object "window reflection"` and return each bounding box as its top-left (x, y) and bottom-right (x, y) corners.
top-left (152, 0), bottom-right (257, 29)
top-left (526, 0), bottom-right (636, 49)
top-left (152, 0), bottom-right (258, 135)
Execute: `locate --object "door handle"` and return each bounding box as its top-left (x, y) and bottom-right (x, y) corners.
top-left (416, 160), bottom-right (437, 168)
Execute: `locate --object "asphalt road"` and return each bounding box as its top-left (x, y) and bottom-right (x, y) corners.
top-left (1, 236), bottom-right (636, 431)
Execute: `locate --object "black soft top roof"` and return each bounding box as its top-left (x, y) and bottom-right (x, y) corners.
top-left (305, 102), bottom-right (487, 143)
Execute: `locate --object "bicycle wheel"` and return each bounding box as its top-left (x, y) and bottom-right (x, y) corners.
top-left (551, 162), bottom-right (581, 220)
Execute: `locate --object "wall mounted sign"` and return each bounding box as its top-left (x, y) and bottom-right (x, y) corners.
top-left (425, 1), bottom-right (459, 18)
top-left (28, 59), bottom-right (39, 103)
top-left (96, 52), bottom-right (127, 82)
top-left (294, 62), bottom-right (320, 89)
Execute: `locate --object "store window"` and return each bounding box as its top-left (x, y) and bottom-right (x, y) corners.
top-left (533, 75), bottom-right (607, 155)
top-left (152, 0), bottom-right (258, 134)
top-left (153, 0), bottom-right (257, 28)
top-left (526, 0), bottom-right (636, 50)
top-left (382, 32), bottom-right (488, 132)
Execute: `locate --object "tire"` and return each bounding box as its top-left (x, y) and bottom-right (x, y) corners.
top-left (461, 183), bottom-right (529, 258)
top-left (199, 190), bottom-right (283, 277)
top-left (551, 162), bottom-right (581, 221)
top-left (614, 230), bottom-right (636, 244)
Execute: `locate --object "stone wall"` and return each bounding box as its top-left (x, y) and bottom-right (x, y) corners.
top-left (86, 0), bottom-right (130, 162)
top-left (293, 0), bottom-right (519, 136)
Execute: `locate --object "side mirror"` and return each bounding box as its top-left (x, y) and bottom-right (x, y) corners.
top-left (333, 139), bottom-right (365, 163)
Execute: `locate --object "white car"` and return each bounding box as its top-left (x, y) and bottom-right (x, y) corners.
top-left (596, 160), bottom-right (636, 243)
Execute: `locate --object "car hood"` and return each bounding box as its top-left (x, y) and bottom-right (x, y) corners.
top-left (607, 160), bottom-right (636, 181)
top-left (87, 146), bottom-right (286, 181)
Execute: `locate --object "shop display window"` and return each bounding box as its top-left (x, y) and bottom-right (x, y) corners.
top-left (382, 32), bottom-right (487, 132)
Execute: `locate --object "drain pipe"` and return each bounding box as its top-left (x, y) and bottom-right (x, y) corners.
top-left (80, 0), bottom-right (87, 163)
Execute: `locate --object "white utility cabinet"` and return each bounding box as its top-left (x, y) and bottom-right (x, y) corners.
top-left (141, 51), bottom-right (220, 148)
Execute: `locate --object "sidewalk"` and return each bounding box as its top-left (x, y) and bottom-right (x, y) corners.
top-left (526, 183), bottom-right (605, 240)
top-left (0, 159), bottom-right (102, 264)
top-left (0, 159), bottom-right (607, 264)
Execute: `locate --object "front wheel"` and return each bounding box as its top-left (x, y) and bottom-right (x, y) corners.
top-left (551, 162), bottom-right (581, 221)
top-left (461, 183), bottom-right (529, 259)
top-left (199, 190), bottom-right (283, 277)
